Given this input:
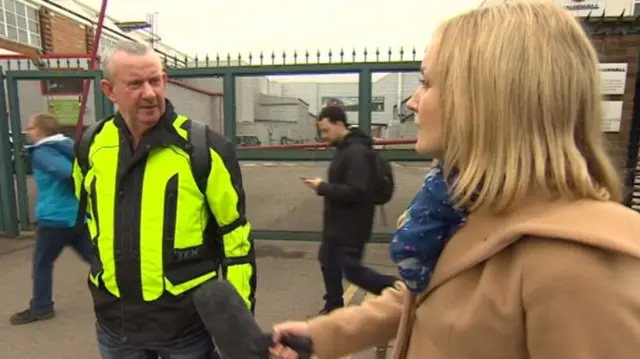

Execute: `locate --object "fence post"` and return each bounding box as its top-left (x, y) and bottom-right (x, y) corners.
top-left (103, 93), bottom-right (114, 118)
top-left (0, 68), bottom-right (19, 237)
top-left (6, 72), bottom-right (30, 231)
top-left (223, 72), bottom-right (237, 145)
top-left (358, 67), bottom-right (373, 134)
top-left (0, 188), bottom-right (4, 233)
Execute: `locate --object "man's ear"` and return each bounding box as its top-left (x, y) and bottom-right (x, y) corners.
top-left (162, 72), bottom-right (169, 85)
top-left (100, 79), bottom-right (116, 102)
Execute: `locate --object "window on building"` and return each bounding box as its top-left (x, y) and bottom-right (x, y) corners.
top-left (0, 0), bottom-right (41, 48)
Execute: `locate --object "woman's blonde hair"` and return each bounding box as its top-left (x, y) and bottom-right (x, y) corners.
top-left (434, 0), bottom-right (622, 213)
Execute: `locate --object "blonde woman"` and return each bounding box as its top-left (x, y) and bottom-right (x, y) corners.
top-left (268, 1), bottom-right (640, 358)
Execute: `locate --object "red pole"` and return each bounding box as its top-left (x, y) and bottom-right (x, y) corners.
top-left (74, 0), bottom-right (109, 140)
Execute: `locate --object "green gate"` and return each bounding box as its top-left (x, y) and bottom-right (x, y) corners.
top-left (0, 65), bottom-right (104, 237)
top-left (0, 50), bottom-right (428, 240)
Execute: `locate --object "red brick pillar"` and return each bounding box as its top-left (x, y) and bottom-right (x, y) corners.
top-left (85, 26), bottom-right (94, 54)
top-left (39, 8), bottom-right (54, 54)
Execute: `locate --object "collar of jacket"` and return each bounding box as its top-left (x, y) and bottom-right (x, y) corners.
top-left (24, 133), bottom-right (69, 149)
top-left (416, 196), bottom-right (640, 306)
top-left (113, 98), bottom-right (187, 149)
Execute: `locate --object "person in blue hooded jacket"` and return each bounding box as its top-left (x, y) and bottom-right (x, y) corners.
top-left (9, 112), bottom-right (92, 326)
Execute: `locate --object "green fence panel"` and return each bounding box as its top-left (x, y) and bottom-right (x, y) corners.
top-left (164, 56), bottom-right (422, 163)
top-left (223, 72), bottom-right (236, 145)
top-left (160, 50), bottom-right (424, 241)
top-left (0, 68), bottom-right (19, 237)
top-left (358, 68), bottom-right (373, 135)
top-left (235, 148), bottom-right (427, 161)
top-left (0, 189), bottom-right (4, 233)
top-left (5, 69), bottom-right (104, 232)
top-left (0, 51), bottom-right (425, 239)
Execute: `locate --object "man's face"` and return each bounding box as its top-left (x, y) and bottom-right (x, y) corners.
top-left (100, 52), bottom-right (168, 132)
top-left (317, 118), bottom-right (344, 144)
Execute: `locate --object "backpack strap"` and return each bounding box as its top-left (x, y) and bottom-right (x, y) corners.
top-left (187, 119), bottom-right (211, 196)
top-left (75, 119), bottom-right (106, 174)
top-left (186, 119), bottom-right (224, 271)
top-left (74, 119), bottom-right (107, 231)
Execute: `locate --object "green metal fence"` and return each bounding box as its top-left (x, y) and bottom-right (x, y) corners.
top-left (0, 69), bottom-right (13, 236)
top-left (0, 49), bottom-right (428, 239)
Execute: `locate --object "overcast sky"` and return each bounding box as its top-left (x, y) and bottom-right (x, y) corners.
top-left (80, 0), bottom-right (483, 57)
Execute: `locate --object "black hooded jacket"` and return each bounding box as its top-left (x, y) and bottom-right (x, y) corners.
top-left (316, 128), bottom-right (376, 247)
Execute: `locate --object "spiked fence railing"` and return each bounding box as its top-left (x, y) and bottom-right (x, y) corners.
top-left (0, 56), bottom-right (94, 71)
top-left (0, 48), bottom-right (422, 75)
top-left (162, 47), bottom-right (422, 68)
top-left (0, 12), bottom-right (639, 72)
top-left (581, 12), bottom-right (640, 35)
top-left (0, 46), bottom-right (422, 71)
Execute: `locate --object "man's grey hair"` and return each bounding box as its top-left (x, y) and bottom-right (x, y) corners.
top-left (102, 41), bottom-right (161, 82)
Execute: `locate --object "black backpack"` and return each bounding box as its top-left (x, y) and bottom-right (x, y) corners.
top-left (370, 150), bottom-right (395, 205)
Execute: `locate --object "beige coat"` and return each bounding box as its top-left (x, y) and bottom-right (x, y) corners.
top-left (307, 199), bottom-right (640, 359)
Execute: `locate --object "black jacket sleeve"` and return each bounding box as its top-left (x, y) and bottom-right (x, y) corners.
top-left (316, 145), bottom-right (372, 203)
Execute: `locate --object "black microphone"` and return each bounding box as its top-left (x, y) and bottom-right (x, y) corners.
top-left (193, 279), bottom-right (313, 359)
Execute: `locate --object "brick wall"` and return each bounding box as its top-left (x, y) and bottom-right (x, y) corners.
top-left (39, 8), bottom-right (89, 54)
top-left (38, 8), bottom-right (53, 53)
top-left (85, 26), bottom-right (94, 54)
top-left (591, 35), bottom-right (640, 181)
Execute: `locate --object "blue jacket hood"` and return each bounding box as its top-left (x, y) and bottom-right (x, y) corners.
top-left (26, 134), bottom-right (74, 160)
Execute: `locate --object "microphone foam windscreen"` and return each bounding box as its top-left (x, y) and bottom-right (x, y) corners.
top-left (193, 279), bottom-right (270, 359)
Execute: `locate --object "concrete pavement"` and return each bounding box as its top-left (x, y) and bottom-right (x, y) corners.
top-left (0, 237), bottom-right (395, 359)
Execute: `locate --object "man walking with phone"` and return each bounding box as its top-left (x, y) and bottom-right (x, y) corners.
top-left (302, 106), bottom-right (397, 314)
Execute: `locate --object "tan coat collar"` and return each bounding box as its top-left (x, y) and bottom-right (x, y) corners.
top-left (417, 198), bottom-right (640, 305)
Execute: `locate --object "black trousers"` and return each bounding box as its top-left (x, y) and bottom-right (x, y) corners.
top-left (318, 241), bottom-right (396, 309)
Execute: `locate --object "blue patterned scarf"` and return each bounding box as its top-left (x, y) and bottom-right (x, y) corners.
top-left (390, 165), bottom-right (468, 293)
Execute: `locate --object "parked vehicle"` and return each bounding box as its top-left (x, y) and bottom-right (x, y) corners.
top-left (236, 135), bottom-right (261, 147)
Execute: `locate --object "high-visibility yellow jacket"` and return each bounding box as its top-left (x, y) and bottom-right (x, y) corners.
top-left (72, 100), bottom-right (256, 346)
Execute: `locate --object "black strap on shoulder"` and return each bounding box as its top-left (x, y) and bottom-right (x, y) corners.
top-left (187, 119), bottom-right (221, 265)
top-left (187, 119), bottom-right (211, 196)
top-left (76, 119), bottom-right (106, 174)
top-left (74, 119), bottom-right (107, 231)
